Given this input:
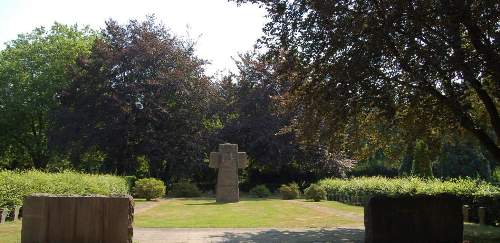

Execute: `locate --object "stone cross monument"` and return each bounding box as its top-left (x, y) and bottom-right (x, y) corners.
top-left (209, 143), bottom-right (248, 203)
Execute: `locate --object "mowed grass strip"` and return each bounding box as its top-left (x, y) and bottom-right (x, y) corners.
top-left (0, 221), bottom-right (21, 243)
top-left (134, 198), bottom-right (363, 228)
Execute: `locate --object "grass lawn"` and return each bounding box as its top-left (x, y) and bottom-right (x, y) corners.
top-left (0, 221), bottom-right (21, 243)
top-left (464, 223), bottom-right (500, 243)
top-left (134, 198), bottom-right (363, 228)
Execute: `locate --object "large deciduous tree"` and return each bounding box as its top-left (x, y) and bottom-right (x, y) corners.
top-left (235, 0), bottom-right (500, 163)
top-left (49, 17), bottom-right (214, 178)
top-left (215, 53), bottom-right (355, 187)
top-left (0, 24), bottom-right (95, 169)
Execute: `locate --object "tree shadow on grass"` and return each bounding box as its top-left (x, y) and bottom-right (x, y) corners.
top-left (212, 228), bottom-right (365, 243)
top-left (183, 197), bottom-right (274, 206)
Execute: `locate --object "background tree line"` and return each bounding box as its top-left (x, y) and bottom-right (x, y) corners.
top-left (1, 0), bottom-right (499, 188)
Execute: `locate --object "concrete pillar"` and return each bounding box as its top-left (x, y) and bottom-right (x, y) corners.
top-left (478, 207), bottom-right (487, 225)
top-left (12, 206), bottom-right (21, 221)
top-left (462, 205), bottom-right (470, 222)
top-left (0, 208), bottom-right (9, 224)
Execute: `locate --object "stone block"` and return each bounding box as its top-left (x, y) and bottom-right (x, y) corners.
top-left (364, 194), bottom-right (463, 243)
top-left (463, 205), bottom-right (470, 222)
top-left (210, 143), bottom-right (248, 203)
top-left (21, 194), bottom-right (133, 243)
top-left (0, 208), bottom-right (8, 224)
top-left (13, 205), bottom-right (21, 220)
top-left (478, 207), bottom-right (486, 225)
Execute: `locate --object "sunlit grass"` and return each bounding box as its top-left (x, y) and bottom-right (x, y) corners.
top-left (0, 221), bottom-right (21, 243)
top-left (134, 198), bottom-right (363, 228)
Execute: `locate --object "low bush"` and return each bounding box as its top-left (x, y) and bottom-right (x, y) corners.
top-left (134, 178), bottom-right (166, 200)
top-left (279, 182), bottom-right (300, 200)
top-left (249, 185), bottom-right (271, 198)
top-left (304, 184), bottom-right (327, 202)
top-left (0, 170), bottom-right (129, 208)
top-left (168, 182), bottom-right (201, 198)
top-left (318, 176), bottom-right (500, 225)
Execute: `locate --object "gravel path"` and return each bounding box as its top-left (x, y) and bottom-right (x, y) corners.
top-left (133, 227), bottom-right (365, 243)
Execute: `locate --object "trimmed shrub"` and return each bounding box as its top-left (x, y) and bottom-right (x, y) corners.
top-left (168, 182), bottom-right (201, 198)
top-left (304, 184), bottom-right (326, 202)
top-left (249, 185), bottom-right (271, 198)
top-left (134, 178), bottom-right (166, 200)
top-left (0, 170), bottom-right (129, 208)
top-left (318, 176), bottom-right (500, 225)
top-left (279, 182), bottom-right (300, 200)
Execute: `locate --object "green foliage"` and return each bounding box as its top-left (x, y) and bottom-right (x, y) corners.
top-left (134, 178), bottom-right (166, 201)
top-left (350, 151), bottom-right (398, 177)
top-left (411, 140), bottom-right (433, 177)
top-left (319, 176), bottom-right (500, 225)
top-left (0, 23), bottom-right (95, 169)
top-left (319, 177), bottom-right (500, 201)
top-left (435, 142), bottom-right (491, 180)
top-left (399, 152), bottom-right (413, 176)
top-left (249, 185), bottom-right (271, 198)
top-left (235, 0), bottom-right (500, 164)
top-left (0, 170), bottom-right (128, 208)
top-left (124, 176), bottom-right (137, 193)
top-left (279, 182), bottom-right (300, 200)
top-left (304, 184), bottom-right (327, 202)
top-left (135, 156), bottom-right (150, 179)
top-left (493, 168), bottom-right (500, 183)
top-left (50, 17), bottom-right (213, 178)
top-left (168, 182), bottom-right (201, 198)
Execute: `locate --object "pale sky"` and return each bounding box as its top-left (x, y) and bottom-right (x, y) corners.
top-left (0, 0), bottom-right (267, 75)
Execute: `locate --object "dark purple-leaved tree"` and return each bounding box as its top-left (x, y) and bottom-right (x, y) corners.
top-left (50, 16), bottom-right (214, 179)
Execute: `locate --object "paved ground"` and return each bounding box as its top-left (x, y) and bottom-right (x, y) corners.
top-left (133, 227), bottom-right (365, 243)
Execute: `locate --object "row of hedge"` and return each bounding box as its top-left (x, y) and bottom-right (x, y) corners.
top-left (318, 177), bottom-right (500, 200)
top-left (0, 170), bottom-right (129, 208)
top-left (318, 176), bottom-right (500, 225)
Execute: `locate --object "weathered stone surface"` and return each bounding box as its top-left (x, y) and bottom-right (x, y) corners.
top-left (478, 207), bottom-right (487, 225)
top-left (7, 206), bottom-right (21, 221)
top-left (209, 143), bottom-right (248, 203)
top-left (463, 205), bottom-right (470, 222)
top-left (21, 194), bottom-right (134, 243)
top-left (364, 194), bottom-right (463, 243)
top-left (0, 208), bottom-right (8, 224)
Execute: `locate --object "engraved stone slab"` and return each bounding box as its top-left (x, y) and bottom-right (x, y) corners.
top-left (209, 143), bottom-right (248, 203)
top-left (365, 194), bottom-right (462, 243)
top-left (21, 194), bottom-right (134, 243)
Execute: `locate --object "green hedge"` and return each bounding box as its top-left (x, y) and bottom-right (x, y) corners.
top-left (318, 176), bottom-right (500, 225)
top-left (319, 177), bottom-right (500, 200)
top-left (0, 170), bottom-right (129, 208)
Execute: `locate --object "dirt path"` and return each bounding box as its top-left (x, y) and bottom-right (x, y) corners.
top-left (288, 200), bottom-right (364, 222)
top-left (134, 199), bottom-right (166, 214)
top-left (133, 227), bottom-right (365, 243)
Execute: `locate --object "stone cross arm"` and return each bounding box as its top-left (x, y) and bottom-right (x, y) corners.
top-left (209, 144), bottom-right (248, 169)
